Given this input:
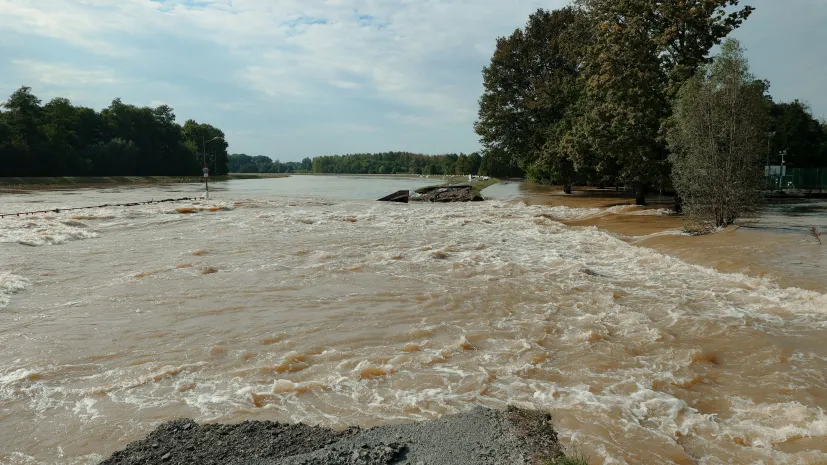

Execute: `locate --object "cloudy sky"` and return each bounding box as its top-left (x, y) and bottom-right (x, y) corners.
top-left (1, 0), bottom-right (824, 161)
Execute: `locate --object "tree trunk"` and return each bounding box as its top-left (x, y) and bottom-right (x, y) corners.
top-left (563, 183), bottom-right (572, 195)
top-left (673, 195), bottom-right (683, 213)
top-left (635, 182), bottom-right (647, 206)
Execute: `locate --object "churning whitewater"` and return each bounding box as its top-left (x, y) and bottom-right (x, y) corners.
top-left (1, 180), bottom-right (826, 464)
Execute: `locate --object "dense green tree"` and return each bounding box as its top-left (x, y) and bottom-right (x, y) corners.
top-left (0, 87), bottom-right (227, 177)
top-left (573, 0), bottom-right (754, 204)
top-left (573, 0), bottom-right (666, 202)
top-left (182, 120), bottom-right (229, 175)
top-left (667, 40), bottom-right (770, 230)
top-left (822, 123), bottom-right (827, 164)
top-left (476, 1), bottom-right (754, 202)
top-left (0, 87), bottom-right (43, 176)
top-left (479, 148), bottom-right (524, 178)
top-left (769, 100), bottom-right (827, 168)
top-left (476, 7), bottom-right (586, 189)
top-left (84, 138), bottom-right (140, 175)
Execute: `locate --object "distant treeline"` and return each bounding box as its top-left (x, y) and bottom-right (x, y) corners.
top-left (228, 154), bottom-right (312, 174)
top-left (0, 87), bottom-right (229, 177)
top-left (312, 152), bottom-right (483, 176)
top-left (227, 151), bottom-right (525, 177)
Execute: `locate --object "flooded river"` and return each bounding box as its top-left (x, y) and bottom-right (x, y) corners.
top-left (1, 176), bottom-right (826, 464)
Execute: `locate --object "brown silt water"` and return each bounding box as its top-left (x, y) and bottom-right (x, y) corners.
top-left (2, 177), bottom-right (826, 464)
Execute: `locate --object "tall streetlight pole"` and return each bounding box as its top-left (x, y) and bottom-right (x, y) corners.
top-left (203, 135), bottom-right (223, 200)
top-left (767, 131), bottom-right (775, 190)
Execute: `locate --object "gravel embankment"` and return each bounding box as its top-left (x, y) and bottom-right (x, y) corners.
top-left (100, 407), bottom-right (567, 465)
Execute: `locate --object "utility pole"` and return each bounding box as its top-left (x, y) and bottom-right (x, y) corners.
top-left (779, 150), bottom-right (787, 190)
top-left (202, 134), bottom-right (209, 199)
top-left (202, 135), bottom-right (224, 200)
top-left (767, 131), bottom-right (775, 190)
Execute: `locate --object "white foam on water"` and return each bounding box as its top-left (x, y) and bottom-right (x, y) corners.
top-left (3, 452), bottom-right (39, 465)
top-left (0, 217), bottom-right (98, 246)
top-left (72, 397), bottom-right (101, 421)
top-left (725, 398), bottom-right (827, 448)
top-left (0, 198), bottom-right (239, 247)
top-left (527, 205), bottom-right (608, 221)
top-left (0, 272), bottom-right (27, 308)
top-left (0, 368), bottom-right (38, 387)
top-left (4, 197), bottom-right (827, 464)
top-left (625, 207), bottom-right (674, 216)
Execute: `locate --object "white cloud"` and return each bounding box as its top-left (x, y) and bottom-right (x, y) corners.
top-left (0, 0), bottom-right (142, 56)
top-left (386, 112), bottom-right (441, 128)
top-left (0, 0), bottom-right (560, 123)
top-left (12, 60), bottom-right (120, 85)
top-left (2, 0), bottom-right (822, 159)
top-left (329, 80), bottom-right (360, 89)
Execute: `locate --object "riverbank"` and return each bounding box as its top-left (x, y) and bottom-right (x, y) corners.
top-left (0, 174), bottom-right (286, 189)
top-left (508, 184), bottom-right (827, 292)
top-left (100, 407), bottom-right (578, 465)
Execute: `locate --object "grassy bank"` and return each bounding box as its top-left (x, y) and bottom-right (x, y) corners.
top-left (0, 174), bottom-right (286, 188)
top-left (471, 177), bottom-right (501, 196)
top-left (415, 177), bottom-right (501, 195)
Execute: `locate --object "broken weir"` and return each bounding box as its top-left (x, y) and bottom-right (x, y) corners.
top-left (378, 185), bottom-right (484, 203)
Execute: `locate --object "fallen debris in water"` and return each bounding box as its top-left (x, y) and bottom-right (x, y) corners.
top-left (377, 185), bottom-right (483, 203)
top-left (377, 190), bottom-right (411, 203)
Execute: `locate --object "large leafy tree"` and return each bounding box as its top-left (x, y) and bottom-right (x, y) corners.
top-left (574, 0), bottom-right (754, 204)
top-left (475, 7), bottom-right (586, 189)
top-left (182, 120), bottom-right (229, 175)
top-left (476, 1), bottom-right (755, 201)
top-left (0, 87), bottom-right (44, 176)
top-left (667, 39), bottom-right (770, 230)
top-left (572, 0), bottom-right (752, 204)
top-left (573, 1), bottom-right (667, 202)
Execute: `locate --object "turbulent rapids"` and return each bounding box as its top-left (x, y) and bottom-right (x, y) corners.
top-left (1, 178), bottom-right (826, 464)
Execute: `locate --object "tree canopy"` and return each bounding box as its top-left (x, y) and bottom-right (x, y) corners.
top-left (769, 100), bottom-right (827, 168)
top-left (228, 154), bottom-right (312, 173)
top-left (475, 0), bottom-right (767, 203)
top-left (0, 87), bottom-right (229, 177)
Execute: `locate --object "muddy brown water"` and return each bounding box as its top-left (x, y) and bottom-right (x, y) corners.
top-left (2, 176), bottom-right (826, 464)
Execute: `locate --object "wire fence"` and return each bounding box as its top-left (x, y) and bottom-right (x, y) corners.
top-left (0, 197), bottom-right (202, 218)
top-left (766, 167), bottom-right (827, 193)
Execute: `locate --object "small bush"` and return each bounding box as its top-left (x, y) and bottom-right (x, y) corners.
top-left (810, 226), bottom-right (822, 245)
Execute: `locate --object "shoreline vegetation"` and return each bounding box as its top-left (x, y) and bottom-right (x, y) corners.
top-left (0, 87), bottom-right (233, 179)
top-left (474, 1), bottom-right (827, 228)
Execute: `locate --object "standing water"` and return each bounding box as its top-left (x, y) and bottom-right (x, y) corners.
top-left (1, 177), bottom-right (826, 464)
